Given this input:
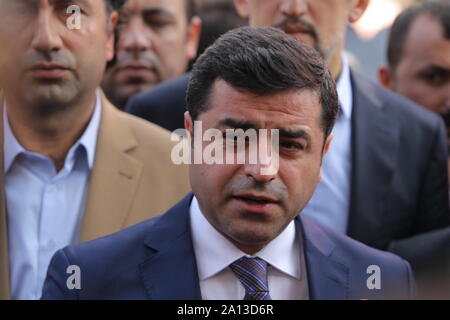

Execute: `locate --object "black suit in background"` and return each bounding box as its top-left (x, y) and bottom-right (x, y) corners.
top-left (126, 71), bottom-right (450, 250)
top-left (389, 227), bottom-right (450, 299)
top-left (126, 74), bottom-right (190, 132)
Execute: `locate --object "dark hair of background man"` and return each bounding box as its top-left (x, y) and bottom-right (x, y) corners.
top-left (105, 0), bottom-right (127, 12)
top-left (387, 0), bottom-right (450, 71)
top-left (187, 26), bottom-right (339, 143)
top-left (195, 0), bottom-right (247, 57)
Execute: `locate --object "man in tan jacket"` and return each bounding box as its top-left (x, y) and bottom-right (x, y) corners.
top-left (0, 0), bottom-right (189, 299)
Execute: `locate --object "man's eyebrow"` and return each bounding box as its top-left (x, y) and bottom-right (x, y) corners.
top-left (217, 118), bottom-right (259, 131)
top-left (60, 0), bottom-right (91, 9)
top-left (141, 8), bottom-right (176, 20)
top-left (422, 65), bottom-right (450, 74)
top-left (217, 118), bottom-right (312, 142)
top-left (278, 128), bottom-right (311, 143)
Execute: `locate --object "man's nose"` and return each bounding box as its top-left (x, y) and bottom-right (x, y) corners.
top-left (243, 162), bottom-right (277, 184)
top-left (280, 0), bottom-right (308, 17)
top-left (120, 18), bottom-right (153, 55)
top-left (31, 9), bottom-right (63, 55)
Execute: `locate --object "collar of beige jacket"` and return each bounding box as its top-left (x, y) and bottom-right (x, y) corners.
top-left (79, 91), bottom-right (144, 242)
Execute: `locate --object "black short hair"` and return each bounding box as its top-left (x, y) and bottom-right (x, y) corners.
top-left (105, 0), bottom-right (127, 13)
top-left (187, 26), bottom-right (339, 141)
top-left (107, 0), bottom-right (196, 20)
top-left (387, 0), bottom-right (450, 70)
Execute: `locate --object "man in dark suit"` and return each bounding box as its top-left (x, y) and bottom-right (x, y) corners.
top-left (127, 73), bottom-right (190, 132)
top-left (127, 0), bottom-right (450, 251)
top-left (42, 27), bottom-right (415, 300)
top-left (389, 227), bottom-right (450, 299)
top-left (377, 1), bottom-right (450, 299)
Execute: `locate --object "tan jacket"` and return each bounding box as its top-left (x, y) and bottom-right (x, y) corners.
top-left (0, 92), bottom-right (190, 299)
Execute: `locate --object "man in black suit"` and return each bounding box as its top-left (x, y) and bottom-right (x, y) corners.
top-left (42, 27), bottom-right (415, 300)
top-left (377, 1), bottom-right (450, 299)
top-left (127, 0), bottom-right (449, 251)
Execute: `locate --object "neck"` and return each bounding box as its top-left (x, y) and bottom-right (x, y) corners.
top-left (328, 50), bottom-right (344, 81)
top-left (231, 239), bottom-right (267, 256)
top-left (4, 93), bottom-right (97, 171)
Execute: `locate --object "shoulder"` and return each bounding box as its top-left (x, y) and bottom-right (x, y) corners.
top-left (113, 108), bottom-right (177, 152)
top-left (302, 216), bottom-right (415, 299)
top-left (127, 74), bottom-right (190, 111)
top-left (65, 216), bottom-right (162, 267)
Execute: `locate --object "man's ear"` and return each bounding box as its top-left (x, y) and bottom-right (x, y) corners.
top-left (378, 65), bottom-right (394, 89)
top-left (184, 111), bottom-right (194, 138)
top-left (106, 11), bottom-right (119, 62)
top-left (348, 0), bottom-right (370, 23)
top-left (318, 133), bottom-right (333, 181)
top-left (234, 0), bottom-right (250, 19)
top-left (186, 17), bottom-right (202, 61)
top-left (322, 133), bottom-right (333, 159)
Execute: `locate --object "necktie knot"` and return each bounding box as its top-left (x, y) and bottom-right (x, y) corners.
top-left (230, 257), bottom-right (272, 300)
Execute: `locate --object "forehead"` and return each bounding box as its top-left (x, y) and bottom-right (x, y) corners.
top-left (202, 79), bottom-right (322, 130)
top-left (245, 0), bottom-right (349, 14)
top-left (402, 14), bottom-right (450, 65)
top-left (122, 0), bottom-right (185, 15)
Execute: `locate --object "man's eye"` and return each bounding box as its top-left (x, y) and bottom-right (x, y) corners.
top-left (421, 72), bottom-right (448, 86)
top-left (280, 141), bottom-right (304, 151)
top-left (144, 16), bottom-right (174, 28)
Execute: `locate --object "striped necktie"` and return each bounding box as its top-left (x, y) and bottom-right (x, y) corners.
top-left (230, 257), bottom-right (272, 300)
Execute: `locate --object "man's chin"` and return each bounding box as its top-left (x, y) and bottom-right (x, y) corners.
top-left (285, 32), bottom-right (314, 45)
top-left (23, 87), bottom-right (80, 113)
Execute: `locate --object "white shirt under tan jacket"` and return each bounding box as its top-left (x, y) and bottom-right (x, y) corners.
top-left (0, 91), bottom-right (190, 300)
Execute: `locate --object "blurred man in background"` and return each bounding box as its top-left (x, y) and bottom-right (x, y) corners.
top-left (0, 0), bottom-right (189, 300)
top-left (101, 0), bottom-right (201, 110)
top-left (126, 0), bottom-right (246, 132)
top-left (379, 0), bottom-right (450, 148)
top-left (378, 0), bottom-right (450, 299)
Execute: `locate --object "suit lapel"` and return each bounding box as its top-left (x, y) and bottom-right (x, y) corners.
top-left (0, 95), bottom-right (11, 299)
top-left (140, 194), bottom-right (202, 300)
top-left (79, 94), bottom-right (143, 242)
top-left (300, 216), bottom-right (349, 300)
top-left (347, 72), bottom-right (399, 246)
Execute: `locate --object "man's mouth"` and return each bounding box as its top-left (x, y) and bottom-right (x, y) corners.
top-left (282, 24), bottom-right (313, 36)
top-left (233, 194), bottom-right (279, 205)
top-left (29, 63), bottom-right (70, 79)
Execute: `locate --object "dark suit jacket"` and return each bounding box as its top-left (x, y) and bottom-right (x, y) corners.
top-left (127, 72), bottom-right (450, 250)
top-left (41, 193), bottom-right (415, 300)
top-left (126, 74), bottom-right (190, 132)
top-left (389, 227), bottom-right (450, 299)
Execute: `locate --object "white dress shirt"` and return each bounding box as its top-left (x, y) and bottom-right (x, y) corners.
top-left (4, 92), bottom-right (102, 300)
top-left (190, 197), bottom-right (309, 300)
top-left (302, 55), bottom-right (353, 233)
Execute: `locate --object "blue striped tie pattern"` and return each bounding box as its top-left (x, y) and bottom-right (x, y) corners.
top-left (230, 257), bottom-right (272, 300)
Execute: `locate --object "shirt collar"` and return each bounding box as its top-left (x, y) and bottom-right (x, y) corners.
top-left (3, 91), bottom-right (102, 173)
top-left (190, 196), bottom-right (301, 281)
top-left (336, 53), bottom-right (353, 119)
